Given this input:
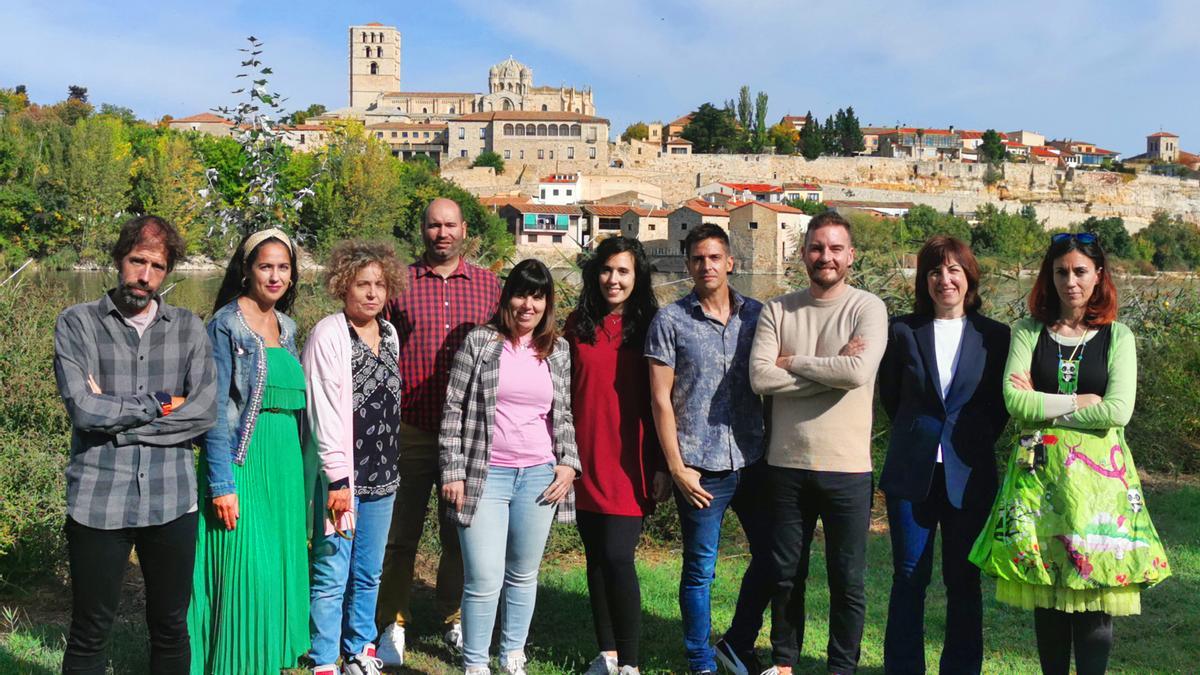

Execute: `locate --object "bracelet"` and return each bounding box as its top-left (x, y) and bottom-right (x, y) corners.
top-left (1070, 391), bottom-right (1079, 413)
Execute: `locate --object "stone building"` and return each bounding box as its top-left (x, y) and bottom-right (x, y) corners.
top-left (446, 111), bottom-right (610, 165)
top-left (1145, 132), bottom-right (1180, 163)
top-left (365, 122), bottom-right (448, 161)
top-left (349, 24), bottom-right (402, 108)
top-left (668, 199), bottom-right (731, 255)
top-left (619, 207), bottom-right (672, 253)
top-left (727, 202), bottom-right (809, 274)
top-left (167, 112), bottom-right (234, 136)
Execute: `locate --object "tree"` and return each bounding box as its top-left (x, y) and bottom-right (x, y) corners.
top-left (786, 198), bottom-right (828, 216)
top-left (133, 134), bottom-right (208, 250)
top-left (769, 122), bottom-right (797, 155)
top-left (67, 85), bottom-right (89, 103)
top-left (821, 115), bottom-right (838, 156)
top-left (471, 150), bottom-right (505, 174)
top-left (736, 86), bottom-right (753, 145)
top-left (680, 103), bottom-right (739, 154)
top-left (1134, 210), bottom-right (1200, 270)
top-left (902, 204), bottom-right (971, 246)
top-left (970, 203), bottom-right (1044, 261)
top-left (98, 104), bottom-right (137, 125)
top-left (751, 91), bottom-right (769, 153)
top-left (620, 122), bottom-right (649, 142)
top-left (838, 106), bottom-right (865, 155)
top-left (798, 111), bottom-right (823, 160)
top-left (979, 129), bottom-right (1006, 163)
top-left (1078, 216), bottom-right (1134, 260)
top-left (65, 116), bottom-right (133, 259)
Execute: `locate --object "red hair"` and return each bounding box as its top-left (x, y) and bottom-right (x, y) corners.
top-left (1028, 238), bottom-right (1118, 326)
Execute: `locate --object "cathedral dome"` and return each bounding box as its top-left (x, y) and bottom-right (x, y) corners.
top-left (492, 56), bottom-right (531, 80)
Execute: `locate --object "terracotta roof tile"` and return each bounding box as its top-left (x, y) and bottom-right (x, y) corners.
top-left (729, 201), bottom-right (804, 214)
top-left (677, 199), bottom-right (730, 217)
top-left (504, 203), bottom-right (583, 215)
top-left (721, 182), bottom-right (782, 193)
top-left (580, 204), bottom-right (630, 217)
top-left (1148, 132), bottom-right (1179, 138)
top-left (539, 173), bottom-right (579, 183)
top-left (171, 112), bottom-right (232, 125)
top-left (628, 207), bottom-right (672, 218)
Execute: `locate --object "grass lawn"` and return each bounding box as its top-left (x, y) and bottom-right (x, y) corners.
top-left (2, 478), bottom-right (1196, 674)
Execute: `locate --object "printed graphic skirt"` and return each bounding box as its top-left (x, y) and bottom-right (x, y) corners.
top-left (968, 426), bottom-right (1171, 616)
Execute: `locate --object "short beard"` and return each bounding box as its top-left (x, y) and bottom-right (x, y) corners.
top-left (807, 267), bottom-right (847, 289)
top-left (116, 284), bottom-right (154, 311)
top-left (424, 239), bottom-right (465, 263)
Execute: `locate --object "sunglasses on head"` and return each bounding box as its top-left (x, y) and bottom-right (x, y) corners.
top-left (1051, 232), bottom-right (1098, 245)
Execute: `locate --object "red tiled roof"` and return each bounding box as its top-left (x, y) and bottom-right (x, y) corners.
top-left (677, 199), bottom-right (730, 217)
top-left (1148, 132), bottom-right (1179, 138)
top-left (721, 182), bottom-right (782, 193)
top-left (665, 137), bottom-right (693, 145)
top-left (365, 22), bottom-right (384, 26)
top-left (668, 113), bottom-right (693, 127)
top-left (861, 127), bottom-right (893, 134)
top-left (1030, 146), bottom-right (1060, 157)
top-left (454, 111), bottom-right (608, 123)
top-left (580, 204), bottom-right (630, 217)
top-left (479, 195), bottom-right (531, 207)
top-left (1092, 148), bottom-right (1118, 155)
top-left (781, 182), bottom-right (822, 191)
top-left (1177, 150), bottom-right (1200, 166)
top-left (172, 112), bottom-right (232, 125)
top-left (781, 115), bottom-right (807, 123)
top-left (366, 122), bottom-right (448, 130)
top-left (628, 207), bottom-right (672, 218)
top-left (729, 201), bottom-right (804, 215)
top-left (539, 173), bottom-right (579, 183)
top-left (1003, 141), bottom-right (1027, 148)
top-left (504, 203), bottom-right (582, 215)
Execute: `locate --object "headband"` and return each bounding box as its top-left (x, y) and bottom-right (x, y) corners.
top-left (241, 228), bottom-right (295, 263)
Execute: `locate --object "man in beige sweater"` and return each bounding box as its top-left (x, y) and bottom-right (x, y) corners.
top-left (749, 212), bottom-right (888, 675)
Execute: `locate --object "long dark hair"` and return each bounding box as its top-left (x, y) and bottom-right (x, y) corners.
top-left (573, 236), bottom-right (658, 347)
top-left (212, 232), bottom-right (300, 316)
top-left (1028, 235), bottom-right (1118, 327)
top-left (489, 258), bottom-right (558, 359)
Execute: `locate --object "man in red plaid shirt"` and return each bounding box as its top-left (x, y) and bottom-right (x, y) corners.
top-left (375, 197), bottom-right (500, 666)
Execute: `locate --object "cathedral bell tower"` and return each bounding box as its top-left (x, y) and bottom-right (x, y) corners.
top-left (349, 23), bottom-right (401, 108)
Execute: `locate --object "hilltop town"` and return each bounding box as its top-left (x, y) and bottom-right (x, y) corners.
top-left (167, 22), bottom-right (1200, 269)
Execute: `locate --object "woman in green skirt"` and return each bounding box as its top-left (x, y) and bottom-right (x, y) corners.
top-left (969, 232), bottom-right (1170, 675)
top-left (189, 228), bottom-right (311, 673)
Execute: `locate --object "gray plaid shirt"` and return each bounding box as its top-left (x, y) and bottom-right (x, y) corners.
top-left (54, 292), bottom-right (218, 529)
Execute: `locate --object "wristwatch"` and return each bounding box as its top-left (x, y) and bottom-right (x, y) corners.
top-left (153, 391), bottom-right (174, 416)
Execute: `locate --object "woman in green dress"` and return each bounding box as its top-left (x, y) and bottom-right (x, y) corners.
top-left (189, 228), bottom-right (311, 673)
top-left (969, 232), bottom-right (1170, 675)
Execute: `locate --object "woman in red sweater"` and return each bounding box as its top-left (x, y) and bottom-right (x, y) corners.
top-left (566, 236), bottom-right (669, 675)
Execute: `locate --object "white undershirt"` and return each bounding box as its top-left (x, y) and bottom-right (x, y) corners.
top-left (933, 316), bottom-right (967, 463)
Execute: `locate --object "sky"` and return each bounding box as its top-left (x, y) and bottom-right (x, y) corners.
top-left (2, 0), bottom-right (1197, 156)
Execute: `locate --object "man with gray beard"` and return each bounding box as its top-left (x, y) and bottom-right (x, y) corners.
top-left (54, 215), bottom-right (217, 674)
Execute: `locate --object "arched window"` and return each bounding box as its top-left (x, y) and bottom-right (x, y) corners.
top-left (449, 106), bottom-right (455, 114)
top-left (559, 124), bottom-right (569, 136)
top-left (369, 62), bottom-right (378, 75)
top-left (376, 46), bottom-right (383, 57)
top-left (364, 46), bottom-right (371, 57)
top-left (571, 124), bottom-right (581, 137)
top-left (536, 123), bottom-right (547, 136)
top-left (503, 123), bottom-right (514, 136)
top-left (362, 32), bottom-right (367, 42)
top-left (502, 99), bottom-right (513, 111)
top-left (548, 125), bottom-right (559, 137)
top-left (541, 104), bottom-right (548, 111)
top-left (422, 107), bottom-right (428, 113)
top-left (371, 32), bottom-right (377, 43)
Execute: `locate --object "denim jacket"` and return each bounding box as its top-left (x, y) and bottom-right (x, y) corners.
top-left (203, 299), bottom-right (300, 497)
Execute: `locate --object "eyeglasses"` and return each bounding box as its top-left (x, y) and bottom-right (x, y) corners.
top-left (1051, 232), bottom-right (1098, 245)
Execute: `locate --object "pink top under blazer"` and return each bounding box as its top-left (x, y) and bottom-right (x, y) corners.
top-left (302, 311), bottom-right (401, 535)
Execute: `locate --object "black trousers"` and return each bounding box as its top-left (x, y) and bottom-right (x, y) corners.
top-left (767, 467), bottom-right (873, 673)
top-left (1034, 608), bottom-right (1113, 675)
top-left (576, 510), bottom-right (645, 667)
top-left (62, 511), bottom-right (198, 675)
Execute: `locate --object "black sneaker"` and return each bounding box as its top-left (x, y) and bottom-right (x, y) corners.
top-left (715, 638), bottom-right (761, 675)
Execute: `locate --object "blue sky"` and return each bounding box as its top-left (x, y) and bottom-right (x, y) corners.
top-left (2, 0), bottom-right (1196, 156)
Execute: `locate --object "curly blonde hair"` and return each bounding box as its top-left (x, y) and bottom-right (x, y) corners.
top-left (324, 240), bottom-right (407, 302)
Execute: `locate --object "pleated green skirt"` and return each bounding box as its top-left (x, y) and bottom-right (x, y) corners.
top-left (189, 348), bottom-right (310, 674)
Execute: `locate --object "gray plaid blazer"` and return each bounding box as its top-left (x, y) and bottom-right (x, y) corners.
top-left (440, 325), bottom-right (580, 527)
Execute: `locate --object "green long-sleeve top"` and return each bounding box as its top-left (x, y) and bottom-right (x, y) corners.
top-left (1003, 318), bottom-right (1137, 430)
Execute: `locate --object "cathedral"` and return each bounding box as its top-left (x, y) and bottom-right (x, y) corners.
top-left (335, 22), bottom-right (595, 124)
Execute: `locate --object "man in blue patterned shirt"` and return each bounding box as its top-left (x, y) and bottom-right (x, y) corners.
top-left (53, 215), bottom-right (217, 674)
top-left (646, 223), bottom-right (773, 675)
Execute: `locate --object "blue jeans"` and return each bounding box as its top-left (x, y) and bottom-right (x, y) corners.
top-left (884, 465), bottom-right (988, 675)
top-left (458, 463), bottom-right (557, 669)
top-left (308, 493), bottom-right (395, 666)
top-left (675, 462), bottom-right (774, 673)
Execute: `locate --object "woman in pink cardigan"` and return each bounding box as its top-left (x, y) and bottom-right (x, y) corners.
top-left (302, 241), bottom-right (407, 675)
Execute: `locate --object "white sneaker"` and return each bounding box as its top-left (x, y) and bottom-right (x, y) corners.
top-left (444, 621), bottom-right (464, 652)
top-left (500, 649), bottom-right (527, 675)
top-left (376, 623), bottom-right (405, 667)
top-left (758, 668), bottom-right (780, 675)
top-left (343, 643), bottom-right (383, 675)
top-left (617, 666), bottom-right (640, 675)
top-left (585, 653), bottom-right (618, 675)
top-left (464, 667), bottom-right (491, 675)
top-left (311, 665), bottom-right (339, 675)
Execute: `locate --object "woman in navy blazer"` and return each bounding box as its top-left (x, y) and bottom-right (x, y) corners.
top-left (878, 236), bottom-right (1010, 675)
